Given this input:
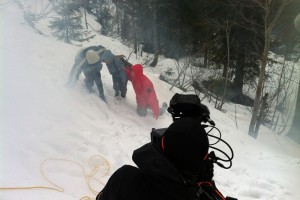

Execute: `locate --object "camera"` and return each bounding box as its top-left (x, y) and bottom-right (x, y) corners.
top-left (167, 93), bottom-right (213, 123)
top-left (150, 93), bottom-right (237, 199)
top-left (151, 93), bottom-right (215, 146)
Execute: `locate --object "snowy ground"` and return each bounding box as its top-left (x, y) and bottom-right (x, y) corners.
top-left (1, 2), bottom-right (300, 200)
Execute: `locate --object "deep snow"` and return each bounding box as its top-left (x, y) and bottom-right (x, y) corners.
top-left (1, 2), bottom-right (300, 200)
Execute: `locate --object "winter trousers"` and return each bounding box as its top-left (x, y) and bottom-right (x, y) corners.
top-left (83, 71), bottom-right (105, 98)
top-left (112, 74), bottom-right (128, 97)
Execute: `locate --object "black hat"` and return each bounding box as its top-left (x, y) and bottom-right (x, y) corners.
top-left (162, 118), bottom-right (209, 174)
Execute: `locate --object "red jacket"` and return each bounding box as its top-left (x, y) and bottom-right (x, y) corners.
top-left (125, 64), bottom-right (160, 119)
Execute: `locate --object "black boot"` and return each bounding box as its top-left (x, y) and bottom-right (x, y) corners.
top-left (120, 92), bottom-right (126, 98)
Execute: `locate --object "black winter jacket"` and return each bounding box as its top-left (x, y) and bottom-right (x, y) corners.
top-left (96, 143), bottom-right (200, 200)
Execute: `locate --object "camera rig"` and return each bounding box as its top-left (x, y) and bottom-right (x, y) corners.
top-left (151, 93), bottom-right (237, 200)
top-left (167, 93), bottom-right (215, 125)
top-left (151, 93), bottom-right (234, 168)
top-left (151, 93), bottom-right (215, 146)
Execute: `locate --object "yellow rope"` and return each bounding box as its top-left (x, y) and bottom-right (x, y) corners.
top-left (0, 155), bottom-right (110, 200)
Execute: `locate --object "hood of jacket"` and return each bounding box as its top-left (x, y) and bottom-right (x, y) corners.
top-left (75, 45), bottom-right (105, 62)
top-left (130, 64), bottom-right (144, 91)
top-left (100, 50), bottom-right (114, 64)
top-left (131, 64), bottom-right (143, 77)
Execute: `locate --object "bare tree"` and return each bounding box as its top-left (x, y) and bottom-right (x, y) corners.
top-left (248, 0), bottom-right (292, 138)
top-left (149, 0), bottom-right (159, 67)
top-left (169, 59), bottom-right (190, 91)
top-left (217, 20), bottom-right (232, 110)
top-left (266, 57), bottom-right (297, 135)
top-left (13, 0), bottom-right (52, 34)
top-left (168, 56), bottom-right (217, 100)
top-left (83, 0), bottom-right (88, 29)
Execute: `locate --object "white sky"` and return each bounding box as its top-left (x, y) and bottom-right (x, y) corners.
top-left (1, 2), bottom-right (300, 200)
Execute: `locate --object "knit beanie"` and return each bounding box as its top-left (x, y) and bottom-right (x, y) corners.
top-left (162, 118), bottom-right (209, 174)
top-left (86, 50), bottom-right (100, 64)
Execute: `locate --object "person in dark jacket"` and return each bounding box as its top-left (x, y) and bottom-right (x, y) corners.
top-left (66, 45), bottom-right (106, 87)
top-left (125, 64), bottom-right (160, 119)
top-left (100, 50), bottom-right (128, 98)
top-left (96, 118), bottom-right (216, 200)
top-left (83, 50), bottom-right (106, 102)
top-left (66, 45), bottom-right (107, 102)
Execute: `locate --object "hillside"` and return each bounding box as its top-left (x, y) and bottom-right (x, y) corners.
top-left (1, 2), bottom-right (300, 200)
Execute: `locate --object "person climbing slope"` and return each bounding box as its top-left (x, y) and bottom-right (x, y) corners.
top-left (100, 50), bottom-right (128, 99)
top-left (125, 64), bottom-right (161, 119)
top-left (66, 45), bottom-right (107, 102)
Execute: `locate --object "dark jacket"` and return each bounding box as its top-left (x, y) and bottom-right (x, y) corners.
top-left (96, 143), bottom-right (200, 200)
top-left (100, 50), bottom-right (127, 95)
top-left (82, 60), bottom-right (104, 96)
top-left (74, 45), bottom-right (105, 77)
top-left (100, 50), bottom-right (127, 82)
top-left (67, 45), bottom-right (105, 87)
top-left (75, 45), bottom-right (105, 63)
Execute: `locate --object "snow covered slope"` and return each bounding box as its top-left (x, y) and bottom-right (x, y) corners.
top-left (1, 2), bottom-right (300, 200)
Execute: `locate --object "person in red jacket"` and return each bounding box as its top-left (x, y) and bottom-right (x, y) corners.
top-left (125, 64), bottom-right (160, 119)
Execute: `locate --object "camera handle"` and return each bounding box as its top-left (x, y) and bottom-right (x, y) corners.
top-left (197, 181), bottom-right (238, 200)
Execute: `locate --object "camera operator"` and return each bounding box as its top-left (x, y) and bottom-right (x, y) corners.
top-left (96, 93), bottom-right (237, 200)
top-left (96, 118), bottom-right (214, 200)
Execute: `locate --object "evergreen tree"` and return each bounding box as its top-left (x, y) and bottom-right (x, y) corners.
top-left (49, 0), bottom-right (83, 43)
top-left (88, 0), bottom-right (115, 36)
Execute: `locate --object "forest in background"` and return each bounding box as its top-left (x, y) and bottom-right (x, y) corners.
top-left (13, 0), bottom-right (300, 142)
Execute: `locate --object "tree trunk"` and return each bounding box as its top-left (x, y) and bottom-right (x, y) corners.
top-left (134, 32), bottom-right (138, 55)
top-left (116, 2), bottom-right (120, 35)
top-left (152, 0), bottom-right (158, 53)
top-left (84, 0), bottom-right (88, 29)
top-left (150, 1), bottom-right (159, 67)
top-left (133, 10), bottom-right (138, 55)
top-left (150, 51), bottom-right (160, 67)
top-left (248, 31), bottom-right (270, 138)
top-left (248, 0), bottom-right (288, 138)
top-left (219, 21), bottom-right (230, 109)
top-left (254, 93), bottom-right (269, 135)
top-left (222, 22), bottom-right (230, 79)
top-left (222, 61), bottom-right (228, 78)
top-left (233, 52), bottom-right (245, 95)
top-left (204, 42), bottom-right (209, 68)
